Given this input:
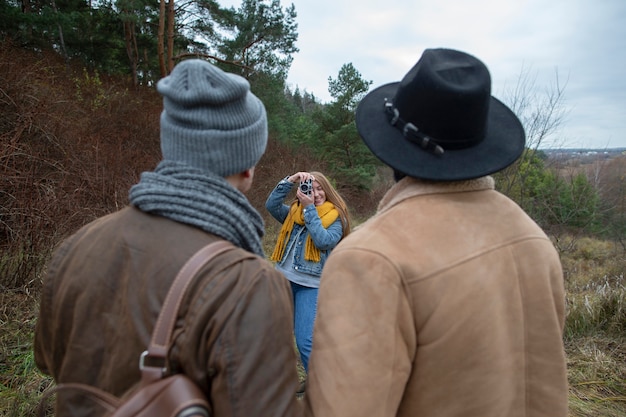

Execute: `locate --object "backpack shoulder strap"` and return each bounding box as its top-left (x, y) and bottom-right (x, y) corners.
top-left (37, 240), bottom-right (236, 415)
top-left (141, 240), bottom-right (235, 382)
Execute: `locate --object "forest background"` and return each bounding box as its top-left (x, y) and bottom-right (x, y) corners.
top-left (0, 0), bottom-right (625, 415)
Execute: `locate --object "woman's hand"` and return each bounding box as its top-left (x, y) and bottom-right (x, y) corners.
top-left (288, 172), bottom-right (315, 206)
top-left (296, 187), bottom-right (315, 206)
top-left (287, 171), bottom-right (314, 184)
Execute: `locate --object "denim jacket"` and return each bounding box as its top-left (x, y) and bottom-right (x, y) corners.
top-left (265, 178), bottom-right (343, 277)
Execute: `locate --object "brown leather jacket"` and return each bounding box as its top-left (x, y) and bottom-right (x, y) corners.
top-left (305, 176), bottom-right (568, 417)
top-left (34, 206), bottom-right (303, 417)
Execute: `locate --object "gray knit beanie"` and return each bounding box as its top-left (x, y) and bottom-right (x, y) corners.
top-left (157, 59), bottom-right (268, 177)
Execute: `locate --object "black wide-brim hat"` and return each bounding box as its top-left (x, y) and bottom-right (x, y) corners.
top-left (356, 48), bottom-right (525, 181)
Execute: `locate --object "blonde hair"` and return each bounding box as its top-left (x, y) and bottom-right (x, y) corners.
top-left (310, 171), bottom-right (351, 239)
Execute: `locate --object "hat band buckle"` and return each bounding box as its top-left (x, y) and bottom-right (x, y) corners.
top-left (384, 101), bottom-right (444, 156)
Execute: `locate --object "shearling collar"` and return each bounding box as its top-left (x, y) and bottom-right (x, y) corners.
top-left (376, 176), bottom-right (495, 215)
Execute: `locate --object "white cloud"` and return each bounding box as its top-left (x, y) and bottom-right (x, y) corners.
top-left (221, 0), bottom-right (626, 148)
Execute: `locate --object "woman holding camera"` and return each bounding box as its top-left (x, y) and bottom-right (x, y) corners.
top-left (266, 171), bottom-right (351, 379)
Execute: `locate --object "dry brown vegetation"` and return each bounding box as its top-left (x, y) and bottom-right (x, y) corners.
top-left (0, 39), bottom-right (162, 289)
top-left (557, 235), bottom-right (626, 415)
top-left (0, 41), bottom-right (624, 416)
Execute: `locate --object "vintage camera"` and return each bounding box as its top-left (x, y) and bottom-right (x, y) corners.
top-left (299, 178), bottom-right (313, 196)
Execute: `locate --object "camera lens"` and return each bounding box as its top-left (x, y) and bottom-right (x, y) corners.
top-left (299, 179), bottom-right (311, 194)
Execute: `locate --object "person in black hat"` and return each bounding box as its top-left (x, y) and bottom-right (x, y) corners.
top-left (304, 49), bottom-right (568, 417)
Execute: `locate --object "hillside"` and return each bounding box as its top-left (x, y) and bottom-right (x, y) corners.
top-left (0, 39), bottom-right (382, 269)
top-left (1, 41), bottom-right (624, 416)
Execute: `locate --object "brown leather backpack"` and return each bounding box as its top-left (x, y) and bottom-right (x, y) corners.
top-left (37, 241), bottom-right (235, 417)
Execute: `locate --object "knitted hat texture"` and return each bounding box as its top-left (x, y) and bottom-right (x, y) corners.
top-left (157, 59), bottom-right (268, 177)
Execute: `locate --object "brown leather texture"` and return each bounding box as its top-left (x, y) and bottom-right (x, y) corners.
top-left (113, 375), bottom-right (210, 416)
top-left (38, 241), bottom-right (230, 417)
top-left (35, 207), bottom-right (303, 417)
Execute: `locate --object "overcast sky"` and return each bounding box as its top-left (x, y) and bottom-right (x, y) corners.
top-left (222, 0), bottom-right (626, 149)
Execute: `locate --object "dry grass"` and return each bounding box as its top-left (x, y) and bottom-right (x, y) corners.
top-left (0, 291), bottom-right (51, 416)
top-left (566, 336), bottom-right (626, 416)
top-left (558, 235), bottom-right (626, 416)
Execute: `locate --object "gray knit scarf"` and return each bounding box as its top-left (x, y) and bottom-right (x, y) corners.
top-left (129, 161), bottom-right (264, 256)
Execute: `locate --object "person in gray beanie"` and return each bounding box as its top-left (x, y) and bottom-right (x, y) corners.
top-left (157, 58), bottom-right (268, 178)
top-left (34, 59), bottom-right (304, 416)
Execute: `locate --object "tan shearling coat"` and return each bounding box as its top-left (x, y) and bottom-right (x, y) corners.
top-left (305, 176), bottom-right (568, 417)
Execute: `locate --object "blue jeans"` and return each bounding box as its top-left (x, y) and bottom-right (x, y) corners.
top-left (290, 281), bottom-right (318, 372)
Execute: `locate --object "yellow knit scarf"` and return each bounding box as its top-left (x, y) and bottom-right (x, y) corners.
top-left (270, 201), bottom-right (339, 263)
